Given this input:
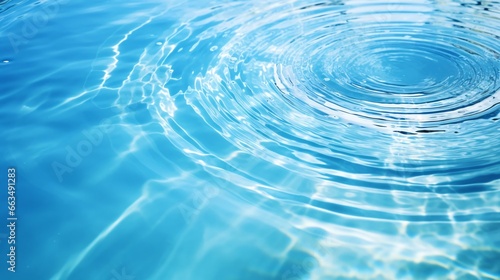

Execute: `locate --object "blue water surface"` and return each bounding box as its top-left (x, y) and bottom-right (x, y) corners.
top-left (1, 0), bottom-right (500, 279)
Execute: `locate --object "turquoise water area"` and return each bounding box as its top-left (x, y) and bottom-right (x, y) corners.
top-left (1, 0), bottom-right (500, 279)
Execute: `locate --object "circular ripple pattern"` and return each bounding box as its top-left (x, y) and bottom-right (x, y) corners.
top-left (152, 0), bottom-right (500, 187)
top-left (91, 1), bottom-right (500, 208)
top-left (93, 1), bottom-right (500, 196)
top-left (90, 1), bottom-right (500, 277)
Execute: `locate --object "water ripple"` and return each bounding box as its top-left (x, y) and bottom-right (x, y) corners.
top-left (164, 0), bottom-right (500, 189)
top-left (84, 0), bottom-right (500, 277)
top-left (89, 0), bottom-right (500, 212)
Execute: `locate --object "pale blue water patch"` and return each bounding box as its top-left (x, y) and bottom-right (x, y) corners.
top-left (1, 0), bottom-right (500, 279)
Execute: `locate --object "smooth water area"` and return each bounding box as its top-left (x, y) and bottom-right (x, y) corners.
top-left (1, 0), bottom-right (500, 279)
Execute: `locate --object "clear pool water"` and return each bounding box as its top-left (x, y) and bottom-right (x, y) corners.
top-left (1, 0), bottom-right (500, 279)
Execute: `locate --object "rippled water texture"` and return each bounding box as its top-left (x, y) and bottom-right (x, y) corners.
top-left (1, 0), bottom-right (500, 279)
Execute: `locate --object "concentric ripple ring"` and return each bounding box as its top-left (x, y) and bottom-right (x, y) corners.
top-left (85, 1), bottom-right (500, 277)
